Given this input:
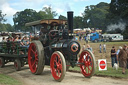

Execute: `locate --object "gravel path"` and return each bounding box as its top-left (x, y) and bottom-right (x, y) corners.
top-left (0, 63), bottom-right (128, 85)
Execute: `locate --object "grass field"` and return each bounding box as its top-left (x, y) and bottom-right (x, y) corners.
top-left (69, 66), bottom-right (128, 78)
top-left (0, 74), bottom-right (21, 85)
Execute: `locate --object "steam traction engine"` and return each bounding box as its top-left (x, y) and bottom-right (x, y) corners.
top-left (25, 11), bottom-right (96, 82)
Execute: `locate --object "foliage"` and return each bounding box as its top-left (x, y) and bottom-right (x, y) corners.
top-left (73, 16), bottom-right (84, 29)
top-left (0, 23), bottom-right (14, 32)
top-left (0, 10), bottom-right (14, 32)
top-left (82, 2), bottom-right (109, 32)
top-left (13, 6), bottom-right (57, 31)
top-left (109, 0), bottom-right (128, 39)
top-left (41, 6), bottom-right (57, 19)
top-left (13, 9), bottom-right (39, 31)
top-left (59, 15), bottom-right (67, 20)
top-left (0, 10), bottom-right (6, 23)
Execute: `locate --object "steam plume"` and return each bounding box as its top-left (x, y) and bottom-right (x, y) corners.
top-left (107, 22), bottom-right (126, 32)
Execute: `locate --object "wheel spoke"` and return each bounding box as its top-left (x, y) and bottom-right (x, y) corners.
top-left (79, 50), bottom-right (95, 77)
top-left (54, 57), bottom-right (58, 65)
top-left (31, 49), bottom-right (36, 55)
top-left (32, 62), bottom-right (35, 67)
top-left (87, 66), bottom-right (91, 74)
top-left (57, 69), bottom-right (60, 77)
top-left (50, 51), bottom-right (66, 81)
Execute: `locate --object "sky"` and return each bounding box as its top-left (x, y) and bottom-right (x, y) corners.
top-left (0, 0), bottom-right (111, 25)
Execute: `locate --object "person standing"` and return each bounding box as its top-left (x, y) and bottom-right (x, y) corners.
top-left (82, 44), bottom-right (86, 51)
top-left (86, 44), bottom-right (93, 52)
top-left (116, 46), bottom-right (122, 65)
top-left (111, 46), bottom-right (117, 67)
top-left (2, 37), bottom-right (6, 42)
top-left (103, 43), bottom-right (106, 53)
top-left (118, 44), bottom-right (128, 74)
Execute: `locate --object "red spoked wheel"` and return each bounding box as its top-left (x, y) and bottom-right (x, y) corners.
top-left (79, 49), bottom-right (96, 78)
top-left (50, 51), bottom-right (66, 82)
top-left (28, 41), bottom-right (45, 75)
top-left (14, 59), bottom-right (21, 71)
top-left (0, 57), bottom-right (5, 68)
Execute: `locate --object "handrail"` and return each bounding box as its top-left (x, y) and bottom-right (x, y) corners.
top-left (0, 41), bottom-right (28, 55)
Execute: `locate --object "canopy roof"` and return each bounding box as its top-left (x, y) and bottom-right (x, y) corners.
top-left (25, 19), bottom-right (67, 27)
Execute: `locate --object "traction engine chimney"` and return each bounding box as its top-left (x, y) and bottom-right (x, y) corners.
top-left (67, 11), bottom-right (73, 33)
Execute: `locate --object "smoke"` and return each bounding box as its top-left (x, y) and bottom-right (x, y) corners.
top-left (107, 22), bottom-right (126, 32)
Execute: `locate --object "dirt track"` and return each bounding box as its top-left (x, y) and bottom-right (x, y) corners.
top-left (0, 63), bottom-right (128, 85)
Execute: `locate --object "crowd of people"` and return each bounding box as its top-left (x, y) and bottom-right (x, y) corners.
top-left (82, 42), bottom-right (128, 74)
top-left (111, 44), bottom-right (128, 74)
top-left (1, 35), bottom-right (30, 55)
top-left (2, 35), bottom-right (30, 47)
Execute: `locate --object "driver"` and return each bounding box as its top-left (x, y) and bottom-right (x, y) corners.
top-left (39, 25), bottom-right (48, 45)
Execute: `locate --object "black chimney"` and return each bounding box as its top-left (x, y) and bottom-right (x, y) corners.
top-left (67, 11), bottom-right (73, 33)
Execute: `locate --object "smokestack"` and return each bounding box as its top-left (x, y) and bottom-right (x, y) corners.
top-left (67, 11), bottom-right (73, 33)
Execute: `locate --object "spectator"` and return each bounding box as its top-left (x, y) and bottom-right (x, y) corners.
top-left (2, 37), bottom-right (6, 42)
top-left (86, 44), bottom-right (93, 52)
top-left (82, 44), bottom-right (86, 51)
top-left (103, 43), bottom-right (106, 53)
top-left (99, 44), bottom-right (102, 53)
top-left (79, 35), bottom-right (81, 41)
top-left (14, 35), bottom-right (19, 41)
top-left (7, 37), bottom-right (12, 53)
top-left (18, 36), bottom-right (22, 42)
top-left (20, 36), bottom-right (30, 48)
top-left (116, 46), bottom-right (122, 65)
top-left (111, 46), bottom-right (117, 67)
top-left (118, 44), bottom-right (128, 74)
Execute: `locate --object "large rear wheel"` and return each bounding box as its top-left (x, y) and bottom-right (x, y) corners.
top-left (28, 41), bottom-right (45, 75)
top-left (0, 57), bottom-right (5, 68)
top-left (50, 51), bottom-right (66, 82)
top-left (79, 49), bottom-right (96, 78)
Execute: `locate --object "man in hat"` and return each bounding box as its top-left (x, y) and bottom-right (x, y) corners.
top-left (118, 44), bottom-right (128, 74)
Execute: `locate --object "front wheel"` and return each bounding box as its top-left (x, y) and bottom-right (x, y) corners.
top-left (79, 49), bottom-right (96, 78)
top-left (50, 51), bottom-right (66, 82)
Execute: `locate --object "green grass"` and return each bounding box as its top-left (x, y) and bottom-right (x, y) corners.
top-left (105, 41), bottom-right (128, 45)
top-left (69, 66), bottom-right (128, 78)
top-left (0, 74), bottom-right (21, 85)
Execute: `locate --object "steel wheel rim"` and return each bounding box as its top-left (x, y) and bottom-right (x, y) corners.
top-left (50, 53), bottom-right (62, 80)
top-left (79, 51), bottom-right (93, 77)
top-left (28, 43), bottom-right (38, 73)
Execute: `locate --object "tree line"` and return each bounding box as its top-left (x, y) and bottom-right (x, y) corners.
top-left (0, 0), bottom-right (128, 38)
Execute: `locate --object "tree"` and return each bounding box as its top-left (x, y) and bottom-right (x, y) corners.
top-left (109, 0), bottom-right (128, 39)
top-left (13, 7), bottom-right (58, 31)
top-left (13, 9), bottom-right (39, 31)
top-left (58, 15), bottom-right (67, 20)
top-left (0, 10), bottom-right (6, 23)
top-left (73, 16), bottom-right (84, 29)
top-left (82, 2), bottom-right (109, 32)
top-left (39, 6), bottom-right (57, 19)
top-left (5, 24), bottom-right (14, 32)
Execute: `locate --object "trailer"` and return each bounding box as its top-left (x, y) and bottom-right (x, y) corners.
top-left (0, 41), bottom-right (28, 71)
top-left (102, 34), bottom-right (123, 41)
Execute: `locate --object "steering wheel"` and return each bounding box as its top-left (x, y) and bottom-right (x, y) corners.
top-left (49, 30), bottom-right (58, 40)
